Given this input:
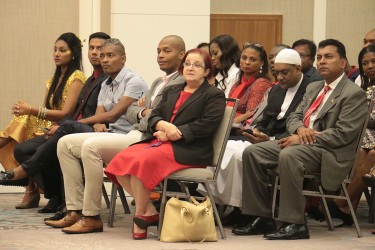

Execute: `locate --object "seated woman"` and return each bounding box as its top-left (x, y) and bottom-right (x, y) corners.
top-left (104, 48), bottom-right (226, 240)
top-left (209, 34), bottom-right (241, 97)
top-left (0, 32), bottom-right (86, 209)
top-left (229, 42), bottom-right (272, 124)
top-left (309, 44), bottom-right (375, 229)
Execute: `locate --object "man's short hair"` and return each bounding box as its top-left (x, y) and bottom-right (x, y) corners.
top-left (318, 39), bottom-right (346, 59)
top-left (102, 38), bottom-right (126, 55)
top-left (292, 39), bottom-right (317, 58)
top-left (89, 32), bottom-right (111, 42)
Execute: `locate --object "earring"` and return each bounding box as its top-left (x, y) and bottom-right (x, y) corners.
top-left (259, 66), bottom-right (263, 74)
top-left (73, 57), bottom-right (75, 60)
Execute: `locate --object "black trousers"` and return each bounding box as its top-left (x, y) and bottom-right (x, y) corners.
top-left (14, 120), bottom-right (94, 199)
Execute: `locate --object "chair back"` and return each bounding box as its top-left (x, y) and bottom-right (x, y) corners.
top-left (348, 98), bottom-right (375, 180)
top-left (211, 98), bottom-right (238, 181)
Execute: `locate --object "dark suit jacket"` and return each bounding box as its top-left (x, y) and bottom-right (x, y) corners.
top-left (58, 72), bottom-right (107, 125)
top-left (148, 81), bottom-right (226, 166)
top-left (304, 66), bottom-right (323, 83)
top-left (287, 75), bottom-right (367, 190)
top-left (255, 76), bottom-right (309, 139)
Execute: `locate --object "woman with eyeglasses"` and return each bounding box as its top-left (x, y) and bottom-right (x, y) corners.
top-left (229, 43), bottom-right (272, 124)
top-left (209, 34), bottom-right (241, 97)
top-left (104, 48), bottom-right (226, 240)
top-left (0, 32), bottom-right (86, 208)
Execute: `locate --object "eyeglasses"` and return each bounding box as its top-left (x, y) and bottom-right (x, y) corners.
top-left (183, 62), bottom-right (205, 69)
top-left (243, 42), bottom-right (264, 49)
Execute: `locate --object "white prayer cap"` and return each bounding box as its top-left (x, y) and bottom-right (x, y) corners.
top-left (274, 48), bottom-right (301, 66)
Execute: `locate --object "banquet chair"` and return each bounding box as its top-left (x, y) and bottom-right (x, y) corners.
top-left (157, 98), bottom-right (239, 240)
top-left (271, 99), bottom-right (374, 238)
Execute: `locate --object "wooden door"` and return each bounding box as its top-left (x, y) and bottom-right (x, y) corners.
top-left (210, 14), bottom-right (283, 55)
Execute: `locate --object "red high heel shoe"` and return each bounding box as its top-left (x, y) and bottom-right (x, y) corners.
top-left (133, 214), bottom-right (159, 229)
top-left (133, 230), bottom-right (147, 240)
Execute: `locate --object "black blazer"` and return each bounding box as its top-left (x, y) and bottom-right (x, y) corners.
top-left (148, 81), bottom-right (226, 166)
top-left (255, 76), bottom-right (309, 139)
top-left (58, 72), bottom-right (107, 125)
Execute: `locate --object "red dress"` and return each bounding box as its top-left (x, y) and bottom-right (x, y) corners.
top-left (104, 91), bottom-right (205, 191)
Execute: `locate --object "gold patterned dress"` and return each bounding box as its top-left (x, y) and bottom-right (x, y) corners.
top-left (0, 70), bottom-right (86, 170)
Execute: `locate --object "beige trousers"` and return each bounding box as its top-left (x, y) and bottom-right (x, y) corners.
top-left (57, 130), bottom-right (143, 216)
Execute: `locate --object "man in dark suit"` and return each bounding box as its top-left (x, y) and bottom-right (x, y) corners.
top-left (236, 39), bottom-right (367, 240)
top-left (1, 32), bottom-right (111, 211)
top-left (293, 39), bottom-right (323, 83)
top-left (209, 49), bottom-right (310, 226)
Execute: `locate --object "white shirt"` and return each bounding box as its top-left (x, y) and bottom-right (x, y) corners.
top-left (277, 75), bottom-right (303, 120)
top-left (216, 63), bottom-right (240, 97)
top-left (308, 73), bottom-right (344, 128)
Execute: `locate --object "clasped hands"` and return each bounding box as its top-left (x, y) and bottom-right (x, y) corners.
top-left (154, 121), bottom-right (182, 142)
top-left (138, 96), bottom-right (152, 117)
top-left (278, 126), bottom-right (322, 149)
top-left (12, 101), bottom-right (31, 116)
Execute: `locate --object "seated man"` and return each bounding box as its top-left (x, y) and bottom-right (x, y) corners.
top-left (44, 35), bottom-right (186, 234)
top-left (204, 49), bottom-right (310, 225)
top-left (0, 32), bottom-right (111, 211)
top-left (234, 39), bottom-right (367, 240)
top-left (292, 39), bottom-right (323, 83)
top-left (0, 38), bottom-right (148, 217)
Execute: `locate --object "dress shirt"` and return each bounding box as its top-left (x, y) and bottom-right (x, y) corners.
top-left (277, 75), bottom-right (303, 120)
top-left (308, 73), bottom-right (344, 128)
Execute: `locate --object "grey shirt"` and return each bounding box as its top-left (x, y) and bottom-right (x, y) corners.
top-left (98, 66), bottom-right (148, 133)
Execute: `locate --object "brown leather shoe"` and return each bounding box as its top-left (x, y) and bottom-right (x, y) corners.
top-left (62, 216), bottom-right (103, 234)
top-left (45, 211), bottom-right (81, 228)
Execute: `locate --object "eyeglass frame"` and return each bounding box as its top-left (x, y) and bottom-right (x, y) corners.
top-left (183, 61), bottom-right (205, 69)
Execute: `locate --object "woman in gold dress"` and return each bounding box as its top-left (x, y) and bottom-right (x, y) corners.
top-left (0, 32), bottom-right (86, 208)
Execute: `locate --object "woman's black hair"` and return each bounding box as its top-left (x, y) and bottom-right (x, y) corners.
top-left (46, 32), bottom-right (83, 109)
top-left (209, 35), bottom-right (241, 90)
top-left (358, 43), bottom-right (375, 90)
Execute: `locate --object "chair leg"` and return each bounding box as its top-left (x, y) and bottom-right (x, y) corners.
top-left (157, 178), bottom-right (169, 240)
top-left (317, 184), bottom-right (334, 231)
top-left (102, 184), bottom-right (110, 209)
top-left (369, 187), bottom-right (375, 223)
top-left (271, 175), bottom-right (279, 219)
top-left (342, 183), bottom-right (363, 237)
top-left (108, 183), bottom-right (118, 227)
top-left (203, 182), bottom-right (226, 239)
top-left (117, 187), bottom-right (130, 214)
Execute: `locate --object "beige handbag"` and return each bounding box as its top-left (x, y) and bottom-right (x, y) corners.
top-left (160, 196), bottom-right (218, 242)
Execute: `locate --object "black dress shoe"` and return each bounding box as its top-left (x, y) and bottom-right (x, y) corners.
top-left (44, 205), bottom-right (67, 221)
top-left (307, 205), bottom-right (325, 222)
top-left (265, 223), bottom-right (310, 240)
top-left (327, 201), bottom-right (353, 226)
top-left (232, 217), bottom-right (276, 235)
top-left (0, 171), bottom-right (29, 187)
top-left (38, 196), bottom-right (62, 213)
top-left (221, 207), bottom-right (243, 227)
top-left (232, 215), bottom-right (253, 229)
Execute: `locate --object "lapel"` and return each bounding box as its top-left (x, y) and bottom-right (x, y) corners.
top-left (306, 81), bottom-right (325, 113)
top-left (284, 76), bottom-right (308, 117)
top-left (145, 77), bottom-right (163, 107)
top-left (315, 77), bottom-right (346, 121)
top-left (172, 81), bottom-right (210, 121)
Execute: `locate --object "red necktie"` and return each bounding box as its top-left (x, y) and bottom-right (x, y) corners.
top-left (303, 85), bottom-right (331, 127)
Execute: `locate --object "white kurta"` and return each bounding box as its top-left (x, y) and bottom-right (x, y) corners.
top-left (197, 140), bottom-right (251, 207)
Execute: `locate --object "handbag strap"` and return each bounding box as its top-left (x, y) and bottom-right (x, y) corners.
top-left (180, 206), bottom-right (212, 243)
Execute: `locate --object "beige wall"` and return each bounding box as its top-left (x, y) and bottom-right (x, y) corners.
top-left (211, 0), bottom-right (315, 47)
top-left (212, 0), bottom-right (375, 67)
top-left (0, 0), bottom-right (79, 129)
top-left (326, 0), bottom-right (375, 66)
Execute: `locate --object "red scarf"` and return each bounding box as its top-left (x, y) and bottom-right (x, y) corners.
top-left (228, 75), bottom-right (256, 106)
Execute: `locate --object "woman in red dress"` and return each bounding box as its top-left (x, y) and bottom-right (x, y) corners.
top-left (105, 48), bottom-right (226, 240)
